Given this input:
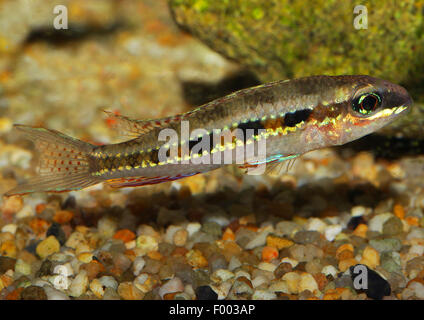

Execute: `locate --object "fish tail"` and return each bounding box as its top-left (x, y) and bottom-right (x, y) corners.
top-left (4, 125), bottom-right (100, 196)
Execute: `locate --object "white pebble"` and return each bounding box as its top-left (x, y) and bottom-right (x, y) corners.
top-left (409, 245), bottom-right (424, 256)
top-left (49, 274), bottom-right (71, 291)
top-left (409, 282), bottom-right (424, 299)
top-left (133, 256), bottom-right (146, 276)
top-left (16, 205), bottom-right (34, 219)
top-left (324, 224), bottom-right (342, 241)
top-left (306, 218), bottom-right (327, 233)
top-left (159, 277), bottom-right (184, 299)
top-left (321, 265), bottom-right (338, 277)
top-left (1, 224), bottom-right (17, 234)
top-left (186, 222), bottom-right (201, 237)
top-left (252, 289), bottom-right (277, 300)
top-left (280, 257), bottom-right (298, 268)
top-left (257, 262), bottom-right (277, 272)
top-left (53, 263), bottom-right (73, 277)
top-left (252, 275), bottom-right (268, 288)
top-left (165, 225), bottom-right (183, 243)
top-left (99, 276), bottom-right (118, 290)
top-left (211, 269), bottom-right (234, 283)
top-left (299, 273), bottom-right (318, 293)
top-left (44, 285), bottom-right (70, 300)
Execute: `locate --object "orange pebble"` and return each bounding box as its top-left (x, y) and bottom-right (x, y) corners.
top-left (29, 218), bottom-right (50, 236)
top-left (35, 203), bottom-right (46, 215)
top-left (147, 250), bottom-right (162, 260)
top-left (222, 227), bottom-right (235, 241)
top-left (5, 287), bottom-right (23, 300)
top-left (406, 216), bottom-right (419, 226)
top-left (336, 243), bottom-right (354, 259)
top-left (262, 246), bottom-right (278, 262)
top-left (353, 224), bottom-right (368, 238)
top-left (393, 204), bottom-right (405, 219)
top-left (113, 229), bottom-right (136, 243)
top-left (53, 210), bottom-right (74, 224)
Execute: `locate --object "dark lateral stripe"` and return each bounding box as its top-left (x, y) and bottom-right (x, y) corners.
top-left (284, 109), bottom-right (312, 127)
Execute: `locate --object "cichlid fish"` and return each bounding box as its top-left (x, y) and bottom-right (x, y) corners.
top-left (5, 75), bottom-right (412, 196)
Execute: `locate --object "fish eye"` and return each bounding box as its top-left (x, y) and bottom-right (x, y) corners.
top-left (352, 92), bottom-right (382, 115)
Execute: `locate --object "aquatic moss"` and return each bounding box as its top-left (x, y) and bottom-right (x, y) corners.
top-left (169, 0), bottom-right (424, 137)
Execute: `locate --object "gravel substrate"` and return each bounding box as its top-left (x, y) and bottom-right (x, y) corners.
top-left (1, 147), bottom-right (424, 300)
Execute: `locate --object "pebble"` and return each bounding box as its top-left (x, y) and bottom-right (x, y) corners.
top-left (368, 213), bottom-right (394, 233)
top-left (321, 265), bottom-right (338, 278)
top-left (324, 225), bottom-right (342, 241)
top-left (210, 281), bottom-right (232, 300)
top-left (20, 285), bottom-right (47, 300)
top-left (257, 262), bottom-right (277, 272)
top-left (408, 282), bottom-right (424, 299)
top-left (186, 249), bottom-right (208, 268)
top-left (89, 279), bottom-right (105, 298)
top-left (274, 262), bottom-right (292, 278)
top-left (1, 224), bottom-right (17, 235)
top-left (299, 273), bottom-right (318, 293)
top-left (16, 205), bottom-right (34, 219)
top-left (275, 221), bottom-right (301, 237)
top-left (118, 282), bottom-right (144, 300)
top-left (381, 252), bottom-right (401, 273)
top-left (36, 236), bottom-right (61, 260)
top-left (268, 280), bottom-right (289, 293)
top-left (99, 276), bottom-right (118, 290)
top-left (293, 230), bottom-right (320, 244)
top-left (43, 286), bottom-right (70, 300)
top-left (15, 259), bottom-right (31, 276)
top-left (186, 222), bottom-right (202, 237)
top-left (46, 223), bottom-right (67, 246)
top-left (228, 256), bottom-right (242, 271)
top-left (211, 269), bottom-right (234, 283)
top-left (195, 285), bottom-right (218, 300)
top-left (282, 272), bottom-right (300, 294)
top-left (98, 216), bottom-right (118, 239)
top-left (133, 256), bottom-right (146, 276)
top-left (252, 289), bottom-right (277, 300)
top-left (173, 229), bottom-right (188, 247)
top-left (0, 256), bottom-right (16, 273)
top-left (266, 235), bottom-right (294, 250)
top-left (383, 216), bottom-right (403, 236)
top-left (201, 221), bottom-right (222, 238)
top-left (360, 246), bottom-right (380, 269)
top-left (306, 218), bottom-right (327, 233)
top-left (136, 235), bottom-right (159, 254)
top-left (369, 238), bottom-right (402, 253)
top-left (68, 270), bottom-right (89, 297)
top-left (159, 277), bottom-right (184, 299)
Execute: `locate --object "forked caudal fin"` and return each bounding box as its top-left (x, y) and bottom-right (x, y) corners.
top-left (4, 125), bottom-right (100, 196)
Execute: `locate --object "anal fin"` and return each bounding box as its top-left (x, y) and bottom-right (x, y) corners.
top-left (106, 173), bottom-right (200, 188)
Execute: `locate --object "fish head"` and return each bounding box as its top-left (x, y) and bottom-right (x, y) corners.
top-left (311, 75), bottom-right (413, 146)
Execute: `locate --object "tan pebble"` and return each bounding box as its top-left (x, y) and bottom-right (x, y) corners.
top-left (186, 249), bottom-right (208, 268)
top-left (266, 235), bottom-right (294, 250)
top-left (299, 273), bottom-right (318, 293)
top-left (77, 252), bottom-right (93, 263)
top-left (89, 279), bottom-right (105, 299)
top-left (36, 236), bottom-right (60, 259)
top-left (335, 243), bottom-right (354, 259)
top-left (1, 196), bottom-right (23, 215)
top-left (65, 232), bottom-right (88, 249)
top-left (360, 246), bottom-right (380, 269)
top-left (118, 282), bottom-right (144, 300)
top-left (0, 240), bottom-right (17, 258)
top-left (173, 229), bottom-right (188, 246)
top-left (282, 272), bottom-right (300, 294)
top-left (69, 271), bottom-right (89, 297)
top-left (136, 235), bottom-right (159, 254)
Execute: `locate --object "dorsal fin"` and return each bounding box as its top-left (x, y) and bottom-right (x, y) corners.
top-left (103, 110), bottom-right (188, 138)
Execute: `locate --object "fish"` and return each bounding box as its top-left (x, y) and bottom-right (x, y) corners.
top-left (4, 75), bottom-right (413, 196)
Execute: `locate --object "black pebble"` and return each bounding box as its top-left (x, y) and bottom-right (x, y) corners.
top-left (347, 215), bottom-right (366, 230)
top-left (195, 286), bottom-right (218, 300)
top-left (46, 222), bottom-right (66, 245)
top-left (62, 195), bottom-right (77, 209)
top-left (350, 264), bottom-right (391, 300)
top-left (24, 240), bottom-right (41, 255)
